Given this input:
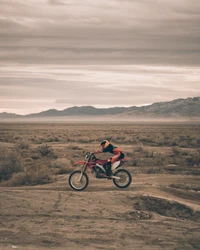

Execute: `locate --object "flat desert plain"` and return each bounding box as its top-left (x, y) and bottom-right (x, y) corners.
top-left (0, 122), bottom-right (200, 250)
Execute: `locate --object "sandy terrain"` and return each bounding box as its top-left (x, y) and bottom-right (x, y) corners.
top-left (0, 173), bottom-right (200, 250)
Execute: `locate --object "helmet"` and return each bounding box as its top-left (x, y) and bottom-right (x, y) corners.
top-left (99, 140), bottom-right (110, 149)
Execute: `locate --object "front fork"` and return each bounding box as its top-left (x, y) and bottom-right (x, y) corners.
top-left (79, 162), bottom-right (88, 182)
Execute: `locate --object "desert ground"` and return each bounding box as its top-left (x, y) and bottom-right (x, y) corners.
top-left (0, 122), bottom-right (200, 250)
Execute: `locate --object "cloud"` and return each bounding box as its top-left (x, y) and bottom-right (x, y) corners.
top-left (0, 0), bottom-right (200, 65)
top-left (0, 64), bottom-right (199, 114)
top-left (0, 1), bottom-right (200, 114)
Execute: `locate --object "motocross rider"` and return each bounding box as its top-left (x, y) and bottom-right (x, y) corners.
top-left (93, 140), bottom-right (125, 176)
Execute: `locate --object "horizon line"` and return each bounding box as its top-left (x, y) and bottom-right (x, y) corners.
top-left (0, 96), bottom-right (199, 116)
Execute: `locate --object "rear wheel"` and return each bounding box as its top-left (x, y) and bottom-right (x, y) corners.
top-left (68, 171), bottom-right (89, 191)
top-left (113, 169), bottom-right (132, 188)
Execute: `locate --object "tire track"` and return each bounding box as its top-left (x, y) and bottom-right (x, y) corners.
top-left (53, 192), bottom-right (62, 211)
top-left (37, 192), bottom-right (63, 226)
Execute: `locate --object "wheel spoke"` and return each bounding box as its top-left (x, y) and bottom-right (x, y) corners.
top-left (69, 171), bottom-right (88, 191)
top-left (113, 169), bottom-right (131, 188)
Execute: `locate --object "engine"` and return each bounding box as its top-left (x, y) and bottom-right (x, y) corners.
top-left (93, 166), bottom-right (105, 178)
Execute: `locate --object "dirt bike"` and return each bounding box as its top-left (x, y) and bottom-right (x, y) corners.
top-left (68, 152), bottom-right (132, 191)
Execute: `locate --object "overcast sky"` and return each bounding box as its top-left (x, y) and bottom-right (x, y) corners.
top-left (0, 0), bottom-right (200, 115)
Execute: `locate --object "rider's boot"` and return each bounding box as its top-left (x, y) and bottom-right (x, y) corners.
top-left (105, 162), bottom-right (112, 177)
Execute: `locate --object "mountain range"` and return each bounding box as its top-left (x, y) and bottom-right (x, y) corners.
top-left (0, 97), bottom-right (200, 120)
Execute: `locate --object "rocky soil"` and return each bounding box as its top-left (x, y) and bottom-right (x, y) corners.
top-left (0, 173), bottom-right (200, 250)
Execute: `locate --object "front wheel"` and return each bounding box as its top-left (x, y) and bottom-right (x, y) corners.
top-left (68, 171), bottom-right (89, 191)
top-left (113, 169), bottom-right (132, 188)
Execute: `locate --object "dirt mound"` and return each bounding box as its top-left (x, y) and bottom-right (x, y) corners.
top-left (131, 196), bottom-right (200, 222)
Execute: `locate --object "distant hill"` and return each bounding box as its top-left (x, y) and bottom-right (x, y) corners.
top-left (0, 97), bottom-right (199, 120)
top-left (0, 112), bottom-right (22, 119)
top-left (124, 97), bottom-right (200, 117)
top-left (25, 106), bottom-right (128, 117)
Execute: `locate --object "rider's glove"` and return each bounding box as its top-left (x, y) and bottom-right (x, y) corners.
top-left (93, 150), bottom-right (101, 154)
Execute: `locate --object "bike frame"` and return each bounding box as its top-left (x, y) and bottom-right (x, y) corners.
top-left (69, 153), bottom-right (132, 190)
top-left (73, 153), bottom-right (130, 177)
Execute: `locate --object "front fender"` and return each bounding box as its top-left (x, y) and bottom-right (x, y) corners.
top-left (73, 160), bottom-right (86, 166)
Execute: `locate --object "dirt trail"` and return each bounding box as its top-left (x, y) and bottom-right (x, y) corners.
top-left (0, 174), bottom-right (200, 250)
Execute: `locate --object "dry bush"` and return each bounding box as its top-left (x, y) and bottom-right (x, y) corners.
top-left (0, 123), bottom-right (200, 181)
top-left (24, 157), bottom-right (33, 163)
top-left (186, 151), bottom-right (200, 167)
top-left (0, 148), bottom-right (23, 181)
top-left (13, 136), bottom-right (22, 141)
top-left (78, 135), bottom-right (93, 143)
top-left (66, 144), bottom-right (83, 150)
top-left (15, 140), bottom-right (30, 151)
top-left (31, 153), bottom-right (41, 160)
top-left (4, 165), bottom-right (53, 186)
top-left (37, 144), bottom-right (57, 158)
top-left (172, 147), bottom-right (182, 156)
top-left (138, 145), bottom-right (154, 158)
top-left (51, 158), bottom-right (74, 174)
top-left (129, 159), bottom-right (138, 166)
top-left (45, 136), bottom-right (59, 142)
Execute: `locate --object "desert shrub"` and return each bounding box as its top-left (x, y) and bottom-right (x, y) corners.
top-left (129, 159), bottom-right (138, 166)
top-left (45, 136), bottom-right (59, 142)
top-left (134, 145), bottom-right (144, 152)
top-left (143, 148), bottom-right (154, 158)
top-left (186, 152), bottom-right (200, 167)
top-left (187, 170), bottom-right (200, 175)
top-left (0, 148), bottom-right (23, 181)
top-left (191, 139), bottom-right (199, 147)
top-left (51, 158), bottom-right (73, 174)
top-left (78, 136), bottom-right (92, 143)
top-left (15, 140), bottom-right (30, 151)
top-left (24, 158), bottom-right (33, 163)
top-left (13, 136), bottom-right (22, 141)
top-left (172, 147), bottom-right (182, 156)
top-left (37, 144), bottom-right (57, 158)
top-left (139, 136), bottom-right (153, 144)
top-left (34, 136), bottom-right (45, 144)
top-left (155, 153), bottom-right (166, 166)
top-left (5, 165), bottom-right (53, 186)
top-left (31, 154), bottom-right (40, 160)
